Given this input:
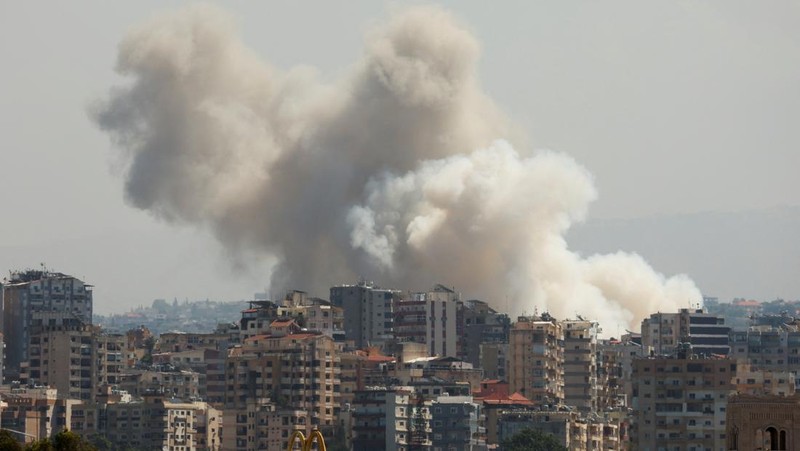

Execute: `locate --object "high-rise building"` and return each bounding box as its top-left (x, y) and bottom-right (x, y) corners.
top-left (430, 395), bottom-right (487, 450)
top-left (223, 331), bottom-right (341, 450)
top-left (729, 323), bottom-right (800, 378)
top-left (597, 335), bottom-right (647, 410)
top-left (21, 324), bottom-right (124, 402)
top-left (1, 270), bottom-right (93, 381)
top-left (394, 285), bottom-right (463, 358)
top-left (640, 308), bottom-right (729, 357)
top-left (562, 319), bottom-right (599, 413)
top-left (331, 281), bottom-right (400, 349)
top-left (351, 387), bottom-right (432, 451)
top-left (631, 353), bottom-right (735, 451)
top-left (508, 314), bottom-right (564, 404)
top-left (461, 300), bottom-right (509, 367)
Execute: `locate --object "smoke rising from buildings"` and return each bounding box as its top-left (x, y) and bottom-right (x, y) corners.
top-left (93, 5), bottom-right (701, 330)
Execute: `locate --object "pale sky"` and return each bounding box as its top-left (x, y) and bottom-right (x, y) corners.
top-left (2, 2), bottom-right (798, 313)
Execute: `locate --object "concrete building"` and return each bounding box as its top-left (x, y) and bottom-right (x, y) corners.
top-left (729, 325), bottom-right (800, 377)
top-left (508, 314), bottom-right (564, 404)
top-left (726, 393), bottom-right (799, 451)
top-left (1, 270), bottom-right (93, 381)
top-left (223, 332), bottom-right (341, 450)
top-left (461, 300), bottom-right (509, 368)
top-left (351, 387), bottom-right (432, 451)
top-left (733, 363), bottom-right (796, 397)
top-left (330, 281), bottom-right (400, 349)
top-left (119, 368), bottom-right (201, 401)
top-left (77, 394), bottom-right (222, 451)
top-left (562, 319), bottom-right (599, 413)
top-left (276, 291), bottom-right (345, 341)
top-left (0, 385), bottom-right (78, 444)
top-left (631, 353), bottom-right (735, 451)
top-left (479, 342), bottom-right (508, 381)
top-left (392, 284), bottom-right (463, 358)
top-left (497, 408), bottom-right (621, 451)
top-left (430, 395), bottom-right (486, 450)
top-left (21, 324), bottom-right (124, 402)
top-left (640, 308), bottom-right (729, 357)
top-left (597, 336), bottom-right (647, 411)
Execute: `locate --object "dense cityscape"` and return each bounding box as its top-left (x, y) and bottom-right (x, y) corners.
top-left (3, 2), bottom-right (796, 451)
top-left (0, 269), bottom-right (798, 450)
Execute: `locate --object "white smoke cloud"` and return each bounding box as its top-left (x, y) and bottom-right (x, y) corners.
top-left (93, 4), bottom-right (701, 330)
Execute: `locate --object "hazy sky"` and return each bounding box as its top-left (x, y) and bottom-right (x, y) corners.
top-left (2, 2), bottom-right (798, 314)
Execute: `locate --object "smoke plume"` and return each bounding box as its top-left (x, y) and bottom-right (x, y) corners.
top-left (93, 5), bottom-right (701, 330)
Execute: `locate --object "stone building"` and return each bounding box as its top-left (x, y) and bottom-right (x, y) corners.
top-left (726, 393), bottom-right (800, 451)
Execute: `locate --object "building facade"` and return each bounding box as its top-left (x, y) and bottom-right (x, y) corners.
top-left (632, 355), bottom-right (735, 451)
top-left (1, 270), bottom-right (93, 381)
top-left (330, 281), bottom-right (400, 349)
top-left (508, 314), bottom-right (564, 404)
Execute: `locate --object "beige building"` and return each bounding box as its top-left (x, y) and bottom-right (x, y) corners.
top-left (223, 332), bottom-right (341, 450)
top-left (118, 368), bottom-right (201, 400)
top-left (597, 336), bottom-right (647, 411)
top-left (22, 324), bottom-right (125, 402)
top-left (640, 308), bottom-right (729, 357)
top-left (563, 319), bottom-right (599, 413)
top-left (508, 314), bottom-right (564, 404)
top-left (0, 385), bottom-right (78, 444)
top-left (726, 393), bottom-right (799, 451)
top-left (498, 408), bottom-right (621, 451)
top-left (77, 394), bottom-right (221, 450)
top-left (632, 355), bottom-right (735, 451)
top-left (734, 363), bottom-right (796, 397)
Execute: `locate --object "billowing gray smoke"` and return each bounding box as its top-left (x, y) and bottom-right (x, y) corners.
top-left (94, 5), bottom-right (701, 330)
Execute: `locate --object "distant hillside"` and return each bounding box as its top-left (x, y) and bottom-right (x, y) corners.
top-left (567, 206), bottom-right (800, 303)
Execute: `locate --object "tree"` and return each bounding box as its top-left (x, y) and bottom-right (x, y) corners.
top-left (501, 428), bottom-right (567, 451)
top-left (23, 430), bottom-right (97, 451)
top-left (0, 430), bottom-right (23, 451)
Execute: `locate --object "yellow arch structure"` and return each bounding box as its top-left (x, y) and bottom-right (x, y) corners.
top-left (287, 429), bottom-right (327, 451)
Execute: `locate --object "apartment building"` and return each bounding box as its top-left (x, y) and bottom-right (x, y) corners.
top-left (729, 325), bottom-right (800, 376)
top-left (21, 324), bottom-right (124, 402)
top-left (597, 336), bottom-right (647, 410)
top-left (479, 342), bottom-right (508, 380)
top-left (562, 319), bottom-right (599, 413)
top-left (430, 395), bottom-right (487, 450)
top-left (351, 387), bottom-right (432, 451)
top-left (331, 281), bottom-right (400, 349)
top-left (93, 394), bottom-right (221, 450)
top-left (223, 332), bottom-right (341, 450)
top-left (461, 300), bottom-right (509, 368)
top-left (119, 368), bottom-right (201, 400)
top-left (631, 353), bottom-right (735, 451)
top-left (275, 291), bottom-right (346, 341)
top-left (1, 270), bottom-right (93, 381)
top-left (641, 308), bottom-right (729, 357)
top-left (0, 385), bottom-right (78, 444)
top-left (497, 408), bottom-right (621, 451)
top-left (733, 363), bottom-right (796, 396)
top-left (508, 314), bottom-right (564, 404)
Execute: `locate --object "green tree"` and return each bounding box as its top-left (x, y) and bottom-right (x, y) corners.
top-left (501, 428), bottom-right (567, 451)
top-left (23, 430), bottom-right (97, 451)
top-left (0, 429), bottom-right (23, 451)
top-left (23, 438), bottom-right (53, 451)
